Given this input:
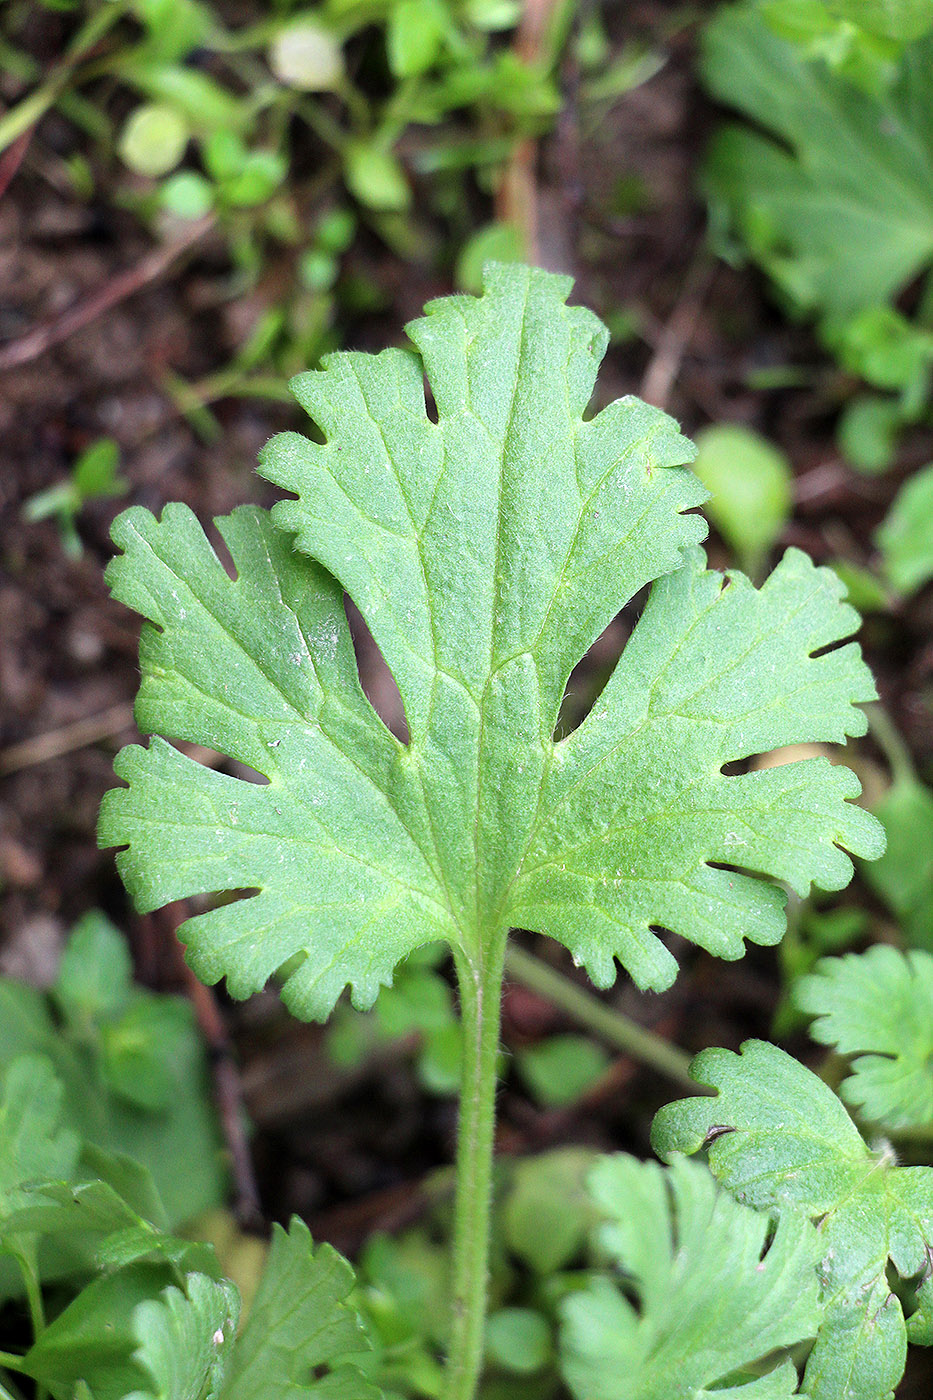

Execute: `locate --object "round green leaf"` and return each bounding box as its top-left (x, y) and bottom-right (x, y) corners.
top-left (517, 1035), bottom-right (609, 1108)
top-left (876, 462), bottom-right (933, 595)
top-left (343, 143), bottom-right (410, 211)
top-left (387, 0), bottom-right (446, 77)
top-left (455, 222), bottom-right (524, 294)
top-left (223, 152), bottom-right (288, 209)
top-left (486, 1308), bottom-right (551, 1373)
top-left (160, 171), bottom-right (215, 219)
top-left (119, 103), bottom-right (189, 178)
top-left (836, 394), bottom-right (901, 474)
top-left (690, 423), bottom-right (792, 573)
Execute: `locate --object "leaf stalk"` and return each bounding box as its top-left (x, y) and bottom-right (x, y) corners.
top-left (445, 929), bottom-right (509, 1400)
top-left (505, 943), bottom-right (700, 1092)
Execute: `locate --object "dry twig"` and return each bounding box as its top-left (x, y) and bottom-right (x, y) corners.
top-left (0, 701), bottom-right (136, 777)
top-left (0, 215), bottom-right (214, 372)
top-left (639, 253), bottom-right (716, 411)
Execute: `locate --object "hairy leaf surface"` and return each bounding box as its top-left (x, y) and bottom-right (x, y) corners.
top-left (652, 1040), bottom-right (933, 1399)
top-left (560, 1153), bottom-right (822, 1399)
top-left (100, 266), bottom-right (881, 1017)
top-left (796, 946), bottom-right (933, 1130)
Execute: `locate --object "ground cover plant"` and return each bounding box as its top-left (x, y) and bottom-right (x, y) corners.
top-left (4, 261), bottom-right (928, 1398)
top-left (700, 0), bottom-right (933, 472)
top-left (8, 0), bottom-right (933, 1392)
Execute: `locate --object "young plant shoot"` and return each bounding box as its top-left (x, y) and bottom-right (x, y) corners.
top-left (99, 265), bottom-right (883, 1400)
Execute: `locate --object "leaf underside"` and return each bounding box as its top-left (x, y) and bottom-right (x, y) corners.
top-left (100, 264), bottom-right (882, 1019)
top-left (652, 1040), bottom-right (933, 1400)
top-left (561, 1153), bottom-right (822, 1400)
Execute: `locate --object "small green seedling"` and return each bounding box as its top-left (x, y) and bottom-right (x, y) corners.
top-left (0, 910), bottom-right (225, 1230)
top-left (701, 1), bottom-right (933, 463)
top-left (651, 950), bottom-right (933, 1400)
top-left (98, 265), bottom-right (883, 1399)
top-left (23, 439), bottom-right (128, 558)
top-left (689, 421), bottom-right (793, 576)
top-left (552, 942), bottom-right (933, 1400)
top-left (875, 461), bottom-right (933, 596)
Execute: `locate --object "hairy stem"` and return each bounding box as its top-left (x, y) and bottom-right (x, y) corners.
top-left (505, 943), bottom-right (699, 1092)
top-left (445, 929), bottom-right (509, 1400)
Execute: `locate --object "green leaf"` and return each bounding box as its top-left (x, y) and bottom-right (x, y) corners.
top-left (485, 1309), bottom-right (551, 1374)
top-left (160, 171), bottom-right (214, 219)
top-left (824, 0), bottom-right (933, 40)
top-left (128, 67), bottom-right (246, 135)
top-left (560, 1153), bottom-right (823, 1399)
top-left (119, 103), bottom-right (189, 178)
top-left (72, 439), bottom-right (126, 501)
top-left (0, 942), bottom-right (225, 1230)
top-left (0, 1056), bottom-right (79, 1222)
top-left (217, 1217), bottom-right (378, 1398)
top-left (53, 909), bottom-right (133, 1028)
top-left (100, 996), bottom-right (195, 1111)
top-left (222, 151), bottom-right (288, 209)
top-left (701, 6), bottom-right (933, 319)
top-left (796, 945), bottom-right (933, 1129)
top-left (375, 964), bottom-right (455, 1036)
top-left (876, 461), bottom-right (933, 595)
top-left (502, 1147), bottom-right (598, 1274)
top-left (343, 143), bottom-right (411, 211)
top-left (516, 1035), bottom-right (609, 1107)
top-left (836, 393), bottom-right (902, 474)
top-left (689, 423), bottom-right (792, 574)
top-left (455, 223), bottom-right (524, 294)
top-left (832, 305), bottom-right (933, 400)
top-left (830, 560), bottom-right (889, 612)
top-left (652, 1040), bottom-right (933, 1400)
top-left (269, 19), bottom-right (344, 90)
top-left (0, 1174), bottom-right (212, 1277)
top-left (360, 1226), bottom-right (450, 1351)
top-left (863, 775), bottom-right (933, 946)
top-left (132, 0), bottom-right (214, 62)
top-left (387, 0), bottom-right (447, 76)
top-left (100, 267), bottom-right (881, 1020)
top-left (22, 1263), bottom-right (176, 1400)
top-left (127, 1273), bottom-right (239, 1400)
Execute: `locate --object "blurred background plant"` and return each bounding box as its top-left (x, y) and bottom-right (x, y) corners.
top-left (1, 0), bottom-right (665, 437)
top-left (699, 0), bottom-right (933, 474)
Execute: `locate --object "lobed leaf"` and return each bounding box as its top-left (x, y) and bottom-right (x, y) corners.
top-left (101, 266), bottom-right (881, 1018)
top-left (0, 926), bottom-right (225, 1230)
top-left (702, 6), bottom-right (933, 320)
top-left (796, 946), bottom-right (933, 1130)
top-left (0, 1056), bottom-right (79, 1221)
top-left (560, 1153), bottom-right (822, 1399)
top-left (652, 1040), bottom-right (933, 1400)
top-left (217, 1217), bottom-right (380, 1399)
top-left (126, 1273), bottom-right (239, 1400)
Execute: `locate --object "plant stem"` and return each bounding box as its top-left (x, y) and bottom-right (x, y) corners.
top-left (505, 943), bottom-right (700, 1093)
top-left (866, 702), bottom-right (916, 787)
top-left (0, 0), bottom-right (131, 154)
top-left (445, 929), bottom-right (509, 1400)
